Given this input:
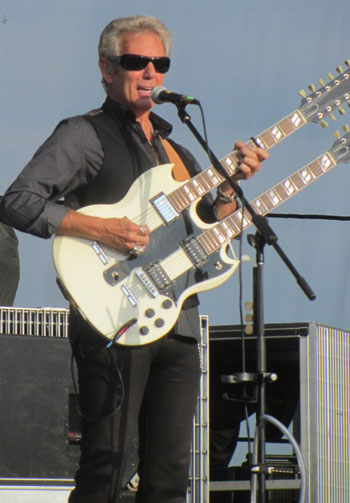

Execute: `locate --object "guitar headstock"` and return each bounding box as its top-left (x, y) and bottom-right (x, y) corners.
top-left (329, 124), bottom-right (350, 163)
top-left (299, 60), bottom-right (350, 127)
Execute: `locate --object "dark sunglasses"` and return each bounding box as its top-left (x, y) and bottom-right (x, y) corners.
top-left (111, 54), bottom-right (171, 74)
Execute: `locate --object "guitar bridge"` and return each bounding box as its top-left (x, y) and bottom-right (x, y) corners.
top-left (180, 236), bottom-right (208, 267)
top-left (135, 268), bottom-right (159, 298)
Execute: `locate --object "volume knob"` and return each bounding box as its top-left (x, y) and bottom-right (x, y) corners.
top-left (140, 326), bottom-right (150, 336)
top-left (154, 318), bottom-right (165, 328)
top-left (162, 299), bottom-right (173, 310)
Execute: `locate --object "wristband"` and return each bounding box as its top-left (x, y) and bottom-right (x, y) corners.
top-left (216, 186), bottom-right (237, 203)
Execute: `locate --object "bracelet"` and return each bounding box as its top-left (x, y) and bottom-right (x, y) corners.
top-left (216, 186), bottom-right (237, 203)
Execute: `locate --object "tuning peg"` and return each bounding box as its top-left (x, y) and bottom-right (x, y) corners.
top-left (336, 65), bottom-right (344, 74)
top-left (329, 113), bottom-right (336, 121)
top-left (347, 100), bottom-right (350, 108)
top-left (318, 78), bottom-right (326, 87)
top-left (327, 72), bottom-right (335, 80)
top-left (298, 89), bottom-right (307, 98)
top-left (333, 130), bottom-right (341, 139)
top-left (342, 124), bottom-right (350, 133)
top-left (338, 107), bottom-right (346, 115)
top-left (308, 83), bottom-right (316, 92)
top-left (320, 119), bottom-right (328, 128)
top-left (345, 59), bottom-right (350, 68)
top-left (245, 313), bottom-right (253, 323)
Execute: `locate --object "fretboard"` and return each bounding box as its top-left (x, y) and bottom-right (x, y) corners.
top-left (198, 150), bottom-right (336, 255)
top-left (167, 110), bottom-right (307, 213)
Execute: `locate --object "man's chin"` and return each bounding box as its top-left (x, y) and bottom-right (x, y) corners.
top-left (134, 96), bottom-right (155, 113)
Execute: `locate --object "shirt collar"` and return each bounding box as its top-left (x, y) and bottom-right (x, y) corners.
top-left (102, 97), bottom-right (173, 138)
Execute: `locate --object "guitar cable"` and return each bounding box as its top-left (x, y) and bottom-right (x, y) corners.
top-left (106, 318), bottom-right (138, 346)
top-left (70, 345), bottom-right (129, 503)
top-left (70, 338), bottom-right (125, 424)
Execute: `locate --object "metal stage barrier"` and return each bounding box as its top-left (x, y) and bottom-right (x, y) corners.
top-left (209, 322), bottom-right (350, 503)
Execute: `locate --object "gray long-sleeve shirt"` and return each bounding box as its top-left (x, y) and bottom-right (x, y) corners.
top-left (0, 106), bottom-right (209, 237)
top-left (0, 102), bottom-right (212, 339)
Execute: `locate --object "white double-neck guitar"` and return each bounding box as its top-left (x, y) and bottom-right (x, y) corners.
top-left (53, 64), bottom-right (350, 345)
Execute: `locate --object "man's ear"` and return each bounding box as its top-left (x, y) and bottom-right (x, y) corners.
top-left (99, 59), bottom-right (113, 84)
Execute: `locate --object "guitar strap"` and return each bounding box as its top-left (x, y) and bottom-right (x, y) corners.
top-left (160, 138), bottom-right (191, 181)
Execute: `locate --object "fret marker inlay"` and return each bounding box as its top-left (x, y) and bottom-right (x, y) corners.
top-left (268, 190), bottom-right (280, 206)
top-left (271, 126), bottom-right (283, 141)
top-left (283, 180), bottom-right (295, 195)
top-left (291, 112), bottom-right (302, 127)
top-left (321, 154), bottom-right (332, 170)
top-left (301, 169), bottom-right (312, 184)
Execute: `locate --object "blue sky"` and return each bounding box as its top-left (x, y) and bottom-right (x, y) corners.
top-left (2, 0), bottom-right (350, 332)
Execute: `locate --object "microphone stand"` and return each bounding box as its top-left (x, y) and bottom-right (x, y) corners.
top-left (247, 230), bottom-right (276, 503)
top-left (175, 103), bottom-right (315, 502)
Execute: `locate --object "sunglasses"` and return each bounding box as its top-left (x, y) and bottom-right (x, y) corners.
top-left (111, 54), bottom-right (171, 74)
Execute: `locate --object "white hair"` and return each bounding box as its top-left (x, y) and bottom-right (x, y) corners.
top-left (98, 15), bottom-right (171, 59)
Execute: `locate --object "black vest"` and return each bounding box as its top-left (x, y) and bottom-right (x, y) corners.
top-left (74, 102), bottom-right (156, 207)
top-left (73, 99), bottom-right (199, 312)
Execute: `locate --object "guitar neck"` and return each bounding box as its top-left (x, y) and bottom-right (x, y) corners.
top-left (167, 109), bottom-right (307, 212)
top-left (198, 149), bottom-right (336, 255)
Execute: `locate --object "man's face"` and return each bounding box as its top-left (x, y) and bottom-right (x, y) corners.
top-left (102, 31), bottom-right (166, 117)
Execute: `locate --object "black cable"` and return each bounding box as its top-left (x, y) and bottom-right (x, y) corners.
top-left (268, 213), bottom-right (350, 221)
top-left (197, 103), bottom-right (216, 170)
top-left (70, 341), bottom-right (125, 424)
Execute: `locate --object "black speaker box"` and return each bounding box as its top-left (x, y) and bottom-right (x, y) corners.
top-left (0, 332), bottom-right (137, 502)
top-left (0, 333), bottom-right (79, 478)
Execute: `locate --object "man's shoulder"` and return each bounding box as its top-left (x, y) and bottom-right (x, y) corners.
top-left (83, 107), bottom-right (104, 119)
top-left (60, 108), bottom-right (102, 127)
top-left (53, 109), bottom-right (103, 144)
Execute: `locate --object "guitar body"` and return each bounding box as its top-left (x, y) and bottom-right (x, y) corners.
top-left (53, 164), bottom-right (239, 346)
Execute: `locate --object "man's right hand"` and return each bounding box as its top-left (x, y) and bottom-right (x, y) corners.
top-left (56, 210), bottom-right (150, 253)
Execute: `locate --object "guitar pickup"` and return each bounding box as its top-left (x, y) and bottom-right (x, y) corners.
top-left (142, 262), bottom-right (173, 292)
top-left (151, 192), bottom-right (179, 224)
top-left (180, 236), bottom-right (208, 268)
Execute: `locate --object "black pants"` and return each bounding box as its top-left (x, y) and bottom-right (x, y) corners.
top-left (68, 321), bottom-right (200, 503)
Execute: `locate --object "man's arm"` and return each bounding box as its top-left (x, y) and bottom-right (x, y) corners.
top-left (0, 117), bottom-right (102, 238)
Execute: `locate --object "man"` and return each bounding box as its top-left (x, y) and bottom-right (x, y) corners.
top-left (0, 15), bottom-right (268, 503)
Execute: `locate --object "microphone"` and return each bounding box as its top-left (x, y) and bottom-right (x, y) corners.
top-left (151, 86), bottom-right (200, 105)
